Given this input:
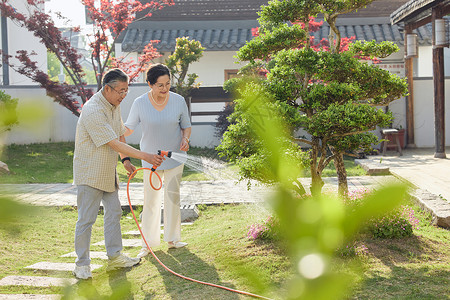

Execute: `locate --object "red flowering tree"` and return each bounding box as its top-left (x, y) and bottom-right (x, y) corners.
top-left (0, 0), bottom-right (173, 116)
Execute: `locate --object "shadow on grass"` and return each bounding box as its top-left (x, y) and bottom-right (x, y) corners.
top-left (149, 249), bottom-right (240, 299)
top-left (107, 268), bottom-right (134, 299)
top-left (63, 269), bottom-right (135, 299)
top-left (356, 265), bottom-right (450, 299)
top-left (356, 235), bottom-right (450, 298)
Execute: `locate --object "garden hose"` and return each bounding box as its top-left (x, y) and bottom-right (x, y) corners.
top-left (126, 163), bottom-right (272, 299)
top-left (148, 150), bottom-right (172, 190)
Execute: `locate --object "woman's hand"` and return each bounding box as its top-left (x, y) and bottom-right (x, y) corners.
top-left (123, 160), bottom-right (136, 178)
top-left (180, 137), bottom-right (189, 151)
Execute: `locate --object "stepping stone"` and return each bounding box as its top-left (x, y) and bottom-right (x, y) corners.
top-left (93, 239), bottom-right (141, 247)
top-left (61, 251), bottom-right (108, 260)
top-left (0, 295), bottom-right (60, 299)
top-left (179, 205), bottom-right (199, 223)
top-left (60, 251), bottom-right (129, 260)
top-left (355, 159), bottom-right (390, 175)
top-left (123, 230), bottom-right (164, 237)
top-left (124, 222), bottom-right (194, 236)
top-left (24, 262), bottom-right (102, 272)
top-left (0, 275), bottom-right (77, 287)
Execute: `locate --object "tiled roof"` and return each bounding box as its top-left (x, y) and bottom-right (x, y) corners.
top-left (390, 0), bottom-right (443, 25)
top-left (138, 0), bottom-right (409, 21)
top-left (121, 20), bottom-right (259, 52)
top-left (138, 0), bottom-right (269, 21)
top-left (120, 17), bottom-right (433, 53)
top-left (313, 17), bottom-right (432, 45)
top-left (341, 0), bottom-right (410, 18)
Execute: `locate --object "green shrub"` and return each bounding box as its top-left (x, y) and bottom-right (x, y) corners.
top-left (0, 90), bottom-right (18, 132)
top-left (335, 240), bottom-right (368, 258)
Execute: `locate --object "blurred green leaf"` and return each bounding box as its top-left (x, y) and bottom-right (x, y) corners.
top-left (0, 196), bottom-right (36, 233)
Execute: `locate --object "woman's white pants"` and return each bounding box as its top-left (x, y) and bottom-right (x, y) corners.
top-left (141, 164), bottom-right (184, 247)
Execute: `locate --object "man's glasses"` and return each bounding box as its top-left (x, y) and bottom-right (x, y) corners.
top-left (107, 84), bottom-right (129, 97)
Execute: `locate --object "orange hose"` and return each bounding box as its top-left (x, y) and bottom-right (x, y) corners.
top-left (127, 167), bottom-right (273, 300)
top-left (149, 170), bottom-right (162, 190)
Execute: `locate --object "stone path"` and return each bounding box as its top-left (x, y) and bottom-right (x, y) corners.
top-left (0, 177), bottom-right (400, 208)
top-left (0, 226), bottom-right (165, 299)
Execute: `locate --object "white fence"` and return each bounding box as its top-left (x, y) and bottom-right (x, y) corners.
top-left (1, 78), bottom-right (449, 148)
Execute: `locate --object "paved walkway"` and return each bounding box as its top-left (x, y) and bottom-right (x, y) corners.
top-left (0, 148), bottom-right (449, 227)
top-left (356, 147), bottom-right (450, 202)
top-left (356, 147), bottom-right (450, 228)
top-left (1, 147), bottom-right (449, 209)
top-left (0, 176), bottom-right (401, 208)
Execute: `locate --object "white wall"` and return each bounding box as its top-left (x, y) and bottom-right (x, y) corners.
top-left (0, 0), bottom-right (47, 85)
top-left (188, 51), bottom-right (245, 86)
top-left (412, 78), bottom-right (450, 147)
top-left (416, 46), bottom-right (450, 77)
top-left (417, 46), bottom-right (433, 77)
top-left (116, 45), bottom-right (245, 87)
top-left (1, 85), bottom-right (221, 147)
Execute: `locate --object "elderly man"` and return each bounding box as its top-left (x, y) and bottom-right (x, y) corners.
top-left (73, 68), bottom-right (163, 279)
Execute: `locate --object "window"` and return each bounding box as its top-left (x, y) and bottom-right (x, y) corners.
top-left (224, 69), bottom-right (239, 81)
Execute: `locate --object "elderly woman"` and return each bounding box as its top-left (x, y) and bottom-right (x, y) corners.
top-left (124, 63), bottom-right (191, 257)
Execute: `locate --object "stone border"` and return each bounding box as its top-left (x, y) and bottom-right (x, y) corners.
top-left (410, 189), bottom-right (450, 228)
top-left (356, 160), bottom-right (450, 229)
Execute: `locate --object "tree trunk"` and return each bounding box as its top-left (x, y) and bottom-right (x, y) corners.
top-left (310, 137), bottom-right (324, 196)
top-left (311, 171), bottom-right (324, 196)
top-left (332, 150), bottom-right (348, 197)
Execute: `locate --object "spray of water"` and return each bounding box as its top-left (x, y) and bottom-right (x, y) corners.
top-left (171, 152), bottom-right (273, 223)
top-left (170, 152), bottom-right (237, 180)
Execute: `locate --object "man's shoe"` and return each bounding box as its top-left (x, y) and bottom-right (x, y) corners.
top-left (168, 241), bottom-right (188, 249)
top-left (107, 253), bottom-right (141, 271)
top-left (137, 248), bottom-right (150, 258)
top-left (73, 265), bottom-right (92, 279)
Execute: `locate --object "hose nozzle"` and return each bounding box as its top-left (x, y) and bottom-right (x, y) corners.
top-left (158, 150), bottom-right (172, 158)
top-left (151, 150), bottom-right (172, 171)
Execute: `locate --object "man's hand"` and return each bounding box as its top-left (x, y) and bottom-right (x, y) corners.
top-left (143, 153), bottom-right (164, 167)
top-left (123, 160), bottom-right (136, 178)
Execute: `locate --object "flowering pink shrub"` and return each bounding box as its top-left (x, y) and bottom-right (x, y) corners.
top-left (401, 205), bottom-right (420, 230)
top-left (344, 189), bottom-right (420, 239)
top-left (247, 216), bottom-right (279, 241)
top-left (366, 205), bottom-right (420, 239)
top-left (247, 189), bottom-right (421, 245)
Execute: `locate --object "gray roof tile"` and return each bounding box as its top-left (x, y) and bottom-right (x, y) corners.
top-left (121, 17), bottom-right (434, 53)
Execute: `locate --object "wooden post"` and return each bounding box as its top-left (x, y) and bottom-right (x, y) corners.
top-left (432, 7), bottom-right (446, 158)
top-left (404, 25), bottom-right (415, 147)
top-left (1, 15), bottom-right (9, 85)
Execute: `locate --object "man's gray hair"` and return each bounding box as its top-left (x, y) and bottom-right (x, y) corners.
top-left (102, 68), bottom-right (129, 87)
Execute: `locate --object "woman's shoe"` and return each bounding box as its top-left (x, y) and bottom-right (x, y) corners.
top-left (168, 241), bottom-right (188, 249)
top-left (137, 248), bottom-right (150, 258)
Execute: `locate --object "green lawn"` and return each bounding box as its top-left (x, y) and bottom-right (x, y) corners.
top-left (1, 142), bottom-right (448, 299)
top-left (0, 142), bottom-right (365, 184)
top-left (0, 142), bottom-right (226, 184)
top-left (0, 204), bottom-right (448, 299)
